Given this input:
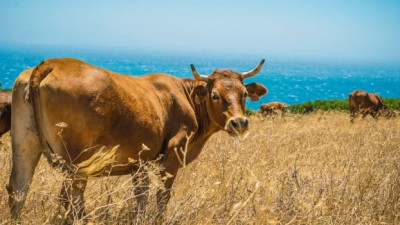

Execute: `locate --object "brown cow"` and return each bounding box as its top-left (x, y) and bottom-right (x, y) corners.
top-left (258, 101), bottom-right (289, 116)
top-left (0, 91), bottom-right (12, 136)
top-left (349, 89), bottom-right (386, 119)
top-left (7, 58), bottom-right (267, 220)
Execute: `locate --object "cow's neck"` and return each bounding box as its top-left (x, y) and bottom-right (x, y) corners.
top-left (178, 79), bottom-right (220, 164)
top-left (183, 79), bottom-right (220, 147)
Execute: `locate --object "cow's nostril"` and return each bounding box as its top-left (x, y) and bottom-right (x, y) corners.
top-left (230, 119), bottom-right (239, 129)
top-left (240, 118), bottom-right (249, 128)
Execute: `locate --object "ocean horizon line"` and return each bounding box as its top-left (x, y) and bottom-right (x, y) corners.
top-left (1, 42), bottom-right (400, 66)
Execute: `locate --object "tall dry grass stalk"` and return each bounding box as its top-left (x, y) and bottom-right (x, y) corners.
top-left (0, 112), bottom-right (399, 224)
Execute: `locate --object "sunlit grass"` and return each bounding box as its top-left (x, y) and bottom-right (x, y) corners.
top-left (1, 112), bottom-right (399, 224)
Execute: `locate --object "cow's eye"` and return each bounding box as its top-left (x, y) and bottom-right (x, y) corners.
top-left (211, 92), bottom-right (219, 100)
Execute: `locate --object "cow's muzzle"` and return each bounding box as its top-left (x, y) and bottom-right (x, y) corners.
top-left (225, 117), bottom-right (249, 136)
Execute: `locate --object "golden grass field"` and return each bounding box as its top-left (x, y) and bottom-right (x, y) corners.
top-left (1, 112), bottom-right (399, 224)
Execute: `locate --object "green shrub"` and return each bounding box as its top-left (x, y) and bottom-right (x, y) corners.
top-left (287, 98), bottom-right (400, 114)
top-left (384, 98), bottom-right (400, 110)
top-left (245, 108), bottom-right (257, 116)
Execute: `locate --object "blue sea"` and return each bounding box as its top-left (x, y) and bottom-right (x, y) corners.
top-left (1, 46), bottom-right (399, 110)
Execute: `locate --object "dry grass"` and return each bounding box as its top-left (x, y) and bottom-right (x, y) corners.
top-left (1, 112), bottom-right (400, 224)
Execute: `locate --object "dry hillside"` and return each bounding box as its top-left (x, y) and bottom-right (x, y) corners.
top-left (0, 112), bottom-right (399, 224)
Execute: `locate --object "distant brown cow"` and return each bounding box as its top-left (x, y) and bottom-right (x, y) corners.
top-left (349, 90), bottom-right (386, 119)
top-left (258, 102), bottom-right (288, 115)
top-left (0, 91), bottom-right (12, 136)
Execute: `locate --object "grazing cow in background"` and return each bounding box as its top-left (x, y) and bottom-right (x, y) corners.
top-left (7, 58), bottom-right (268, 220)
top-left (0, 91), bottom-right (12, 136)
top-left (349, 89), bottom-right (386, 119)
top-left (258, 102), bottom-right (289, 116)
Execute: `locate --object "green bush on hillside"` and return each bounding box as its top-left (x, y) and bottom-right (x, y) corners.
top-left (245, 108), bottom-right (257, 116)
top-left (384, 98), bottom-right (400, 110)
top-left (287, 98), bottom-right (400, 113)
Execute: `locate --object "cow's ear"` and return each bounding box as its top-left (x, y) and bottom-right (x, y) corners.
top-left (191, 84), bottom-right (208, 104)
top-left (245, 83), bottom-right (267, 102)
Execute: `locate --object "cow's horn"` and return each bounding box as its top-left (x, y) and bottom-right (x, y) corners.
top-left (190, 64), bottom-right (209, 82)
top-left (241, 59), bottom-right (265, 79)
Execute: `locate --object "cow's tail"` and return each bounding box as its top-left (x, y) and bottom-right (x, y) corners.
top-left (26, 61), bottom-right (53, 103)
top-left (27, 61), bottom-right (54, 150)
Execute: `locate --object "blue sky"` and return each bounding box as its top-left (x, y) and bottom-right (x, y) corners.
top-left (1, 0), bottom-right (399, 63)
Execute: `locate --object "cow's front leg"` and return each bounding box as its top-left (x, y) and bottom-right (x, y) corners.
top-left (156, 130), bottom-right (191, 220)
top-left (59, 176), bottom-right (88, 221)
top-left (131, 168), bottom-right (150, 217)
top-left (156, 153), bottom-right (179, 221)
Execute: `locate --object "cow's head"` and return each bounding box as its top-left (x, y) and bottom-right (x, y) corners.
top-left (372, 93), bottom-right (387, 110)
top-left (190, 60), bottom-right (267, 136)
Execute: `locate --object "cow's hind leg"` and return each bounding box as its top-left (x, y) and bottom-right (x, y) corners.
top-left (7, 82), bottom-right (43, 219)
top-left (7, 134), bottom-right (42, 219)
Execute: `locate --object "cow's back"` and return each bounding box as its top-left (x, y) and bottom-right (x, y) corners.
top-left (350, 90), bottom-right (368, 109)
